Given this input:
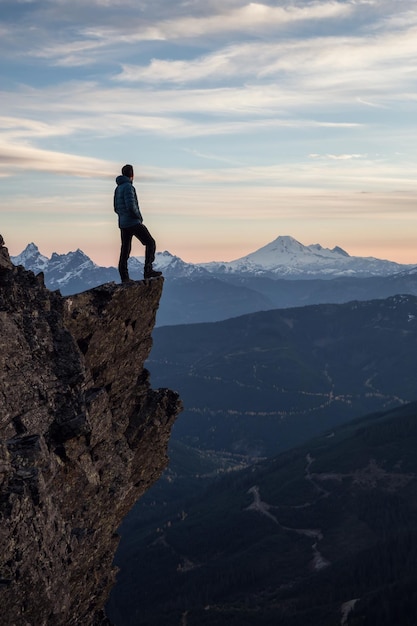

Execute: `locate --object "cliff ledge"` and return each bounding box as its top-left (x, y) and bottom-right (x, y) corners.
top-left (0, 238), bottom-right (182, 625)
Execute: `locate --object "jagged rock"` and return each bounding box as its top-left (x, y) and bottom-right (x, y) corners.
top-left (0, 240), bottom-right (182, 625)
top-left (0, 234), bottom-right (12, 272)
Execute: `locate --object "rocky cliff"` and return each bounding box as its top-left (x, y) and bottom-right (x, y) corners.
top-left (0, 237), bottom-right (182, 625)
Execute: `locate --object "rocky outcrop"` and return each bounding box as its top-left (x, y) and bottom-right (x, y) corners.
top-left (0, 237), bottom-right (182, 625)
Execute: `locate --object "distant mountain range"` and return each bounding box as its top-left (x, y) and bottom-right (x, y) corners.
top-left (11, 236), bottom-right (417, 326)
top-left (12, 235), bottom-right (414, 281)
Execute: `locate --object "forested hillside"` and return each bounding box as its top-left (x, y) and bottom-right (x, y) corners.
top-left (108, 401), bottom-right (417, 626)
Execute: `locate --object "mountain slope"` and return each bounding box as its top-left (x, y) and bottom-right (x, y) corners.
top-left (108, 400), bottom-right (417, 626)
top-left (148, 295), bottom-right (417, 456)
top-left (158, 277), bottom-right (275, 325)
top-left (218, 271), bottom-right (417, 310)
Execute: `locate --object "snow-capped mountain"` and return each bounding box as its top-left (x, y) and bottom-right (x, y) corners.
top-left (11, 244), bottom-right (119, 293)
top-left (10, 237), bottom-right (417, 328)
top-left (10, 245), bottom-right (207, 292)
top-left (11, 242), bottom-right (49, 274)
top-left (202, 235), bottom-right (412, 278)
top-left (130, 250), bottom-right (210, 279)
top-left (12, 237), bottom-right (414, 288)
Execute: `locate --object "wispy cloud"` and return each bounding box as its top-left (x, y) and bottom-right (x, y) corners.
top-left (309, 153), bottom-right (368, 160)
top-left (74, 1), bottom-right (353, 49)
top-left (0, 1), bottom-right (352, 66)
top-left (114, 23), bottom-right (417, 106)
top-left (2, 78), bottom-right (364, 134)
top-left (0, 139), bottom-right (113, 178)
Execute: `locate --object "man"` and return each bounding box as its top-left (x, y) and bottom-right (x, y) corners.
top-left (114, 164), bottom-right (162, 282)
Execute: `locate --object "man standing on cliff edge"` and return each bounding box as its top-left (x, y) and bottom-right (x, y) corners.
top-left (114, 164), bottom-right (162, 282)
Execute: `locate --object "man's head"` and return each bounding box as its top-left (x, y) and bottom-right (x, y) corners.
top-left (122, 164), bottom-right (134, 179)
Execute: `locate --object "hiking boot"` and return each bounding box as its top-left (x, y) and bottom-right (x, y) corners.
top-left (144, 268), bottom-right (162, 279)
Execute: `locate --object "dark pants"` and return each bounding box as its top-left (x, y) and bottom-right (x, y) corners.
top-left (118, 224), bottom-right (156, 281)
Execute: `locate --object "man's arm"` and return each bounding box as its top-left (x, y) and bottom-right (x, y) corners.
top-left (124, 185), bottom-right (143, 222)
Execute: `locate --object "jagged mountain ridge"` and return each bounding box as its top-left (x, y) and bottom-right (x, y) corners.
top-left (12, 238), bottom-right (417, 326)
top-left (12, 236), bottom-right (414, 282)
top-left (0, 237), bottom-right (182, 625)
top-left (12, 242), bottom-right (119, 294)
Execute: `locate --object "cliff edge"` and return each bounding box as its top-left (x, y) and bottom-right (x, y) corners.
top-left (0, 237), bottom-right (182, 625)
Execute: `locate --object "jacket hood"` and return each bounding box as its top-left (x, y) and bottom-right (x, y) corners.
top-left (115, 175), bottom-right (131, 185)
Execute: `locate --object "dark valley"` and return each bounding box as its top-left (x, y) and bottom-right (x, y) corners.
top-left (108, 401), bottom-right (417, 626)
top-left (148, 295), bottom-right (417, 456)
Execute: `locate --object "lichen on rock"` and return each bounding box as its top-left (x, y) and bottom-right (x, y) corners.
top-left (0, 236), bottom-right (182, 625)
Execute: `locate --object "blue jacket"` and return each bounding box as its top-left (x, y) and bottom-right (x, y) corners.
top-left (113, 175), bottom-right (143, 228)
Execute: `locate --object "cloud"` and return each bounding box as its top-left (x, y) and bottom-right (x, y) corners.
top-left (1, 2), bottom-right (417, 187)
top-left (3, 74), bottom-right (365, 131)
top-left (1, 1), bottom-right (353, 67)
top-left (309, 153), bottom-right (367, 160)
top-left (0, 139), bottom-right (113, 178)
top-left (1, 122), bottom-right (415, 192)
top-left (4, 0), bottom-right (417, 105)
top-left (114, 22), bottom-right (417, 104)
top-left (84, 1), bottom-right (353, 44)
top-left (0, 116), bottom-right (73, 140)
top-left (2, 89), bottom-right (362, 145)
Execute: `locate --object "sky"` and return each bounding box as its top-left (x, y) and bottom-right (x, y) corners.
top-left (1, 0), bottom-right (417, 267)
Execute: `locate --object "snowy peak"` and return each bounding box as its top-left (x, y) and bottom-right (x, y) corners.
top-left (11, 243), bottom-right (49, 273)
top-left (238, 236), bottom-right (350, 264)
top-left (48, 249), bottom-right (97, 271)
top-left (203, 235), bottom-right (409, 278)
top-left (250, 235), bottom-right (307, 259)
top-left (130, 250), bottom-right (210, 278)
top-left (331, 246), bottom-right (350, 257)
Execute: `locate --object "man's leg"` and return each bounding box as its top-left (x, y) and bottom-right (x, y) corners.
top-left (133, 224), bottom-right (156, 267)
top-left (132, 224), bottom-right (161, 278)
top-left (118, 227), bottom-right (133, 281)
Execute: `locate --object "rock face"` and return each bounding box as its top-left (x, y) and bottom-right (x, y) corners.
top-left (0, 238), bottom-right (182, 625)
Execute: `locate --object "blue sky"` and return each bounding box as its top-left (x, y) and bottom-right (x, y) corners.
top-left (1, 0), bottom-right (417, 266)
